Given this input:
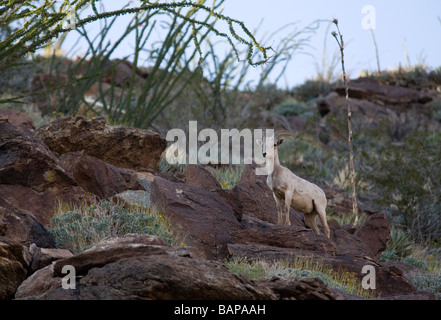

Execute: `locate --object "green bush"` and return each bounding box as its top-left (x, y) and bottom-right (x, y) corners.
top-left (359, 130), bottom-right (441, 243)
top-left (212, 165), bottom-right (244, 190)
top-left (292, 80), bottom-right (333, 102)
top-left (425, 99), bottom-right (441, 121)
top-left (380, 226), bottom-right (414, 259)
top-left (273, 99), bottom-right (310, 117)
top-left (410, 272), bottom-right (441, 300)
top-left (225, 257), bottom-right (375, 298)
top-left (49, 201), bottom-right (173, 253)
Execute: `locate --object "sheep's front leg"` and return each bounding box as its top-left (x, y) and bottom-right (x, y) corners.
top-left (273, 193), bottom-right (283, 225)
top-left (283, 190), bottom-right (293, 226)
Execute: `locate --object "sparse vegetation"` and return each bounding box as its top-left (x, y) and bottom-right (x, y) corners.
top-left (1, 1), bottom-right (441, 300)
top-left (225, 256), bottom-right (377, 299)
top-left (49, 200), bottom-right (174, 253)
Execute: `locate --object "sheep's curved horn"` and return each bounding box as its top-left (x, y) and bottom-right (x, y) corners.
top-left (274, 130), bottom-right (294, 139)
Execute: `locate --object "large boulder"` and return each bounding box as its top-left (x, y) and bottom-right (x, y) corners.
top-left (0, 237), bottom-right (31, 300)
top-left (34, 116), bottom-right (167, 171)
top-left (0, 126), bottom-right (87, 226)
top-left (28, 244), bottom-right (73, 274)
top-left (150, 175), bottom-right (242, 259)
top-left (266, 277), bottom-right (339, 300)
top-left (16, 234), bottom-right (276, 300)
top-left (60, 152), bottom-right (144, 198)
top-left (334, 77), bottom-right (432, 105)
top-left (0, 198), bottom-right (55, 248)
top-left (0, 117), bottom-right (32, 141)
top-left (0, 109), bottom-right (34, 135)
top-left (355, 213), bottom-right (391, 259)
top-left (318, 89), bottom-right (439, 142)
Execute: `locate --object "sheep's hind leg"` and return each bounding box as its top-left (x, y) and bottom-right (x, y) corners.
top-left (317, 206), bottom-right (331, 239)
top-left (303, 212), bottom-right (322, 235)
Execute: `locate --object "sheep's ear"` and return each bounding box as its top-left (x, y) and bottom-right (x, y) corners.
top-left (256, 139), bottom-right (262, 146)
top-left (277, 138), bottom-right (285, 146)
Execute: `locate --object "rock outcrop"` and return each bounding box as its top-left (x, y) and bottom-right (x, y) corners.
top-left (34, 116), bottom-right (167, 171)
top-left (0, 109), bottom-right (435, 300)
top-left (0, 120), bottom-right (87, 226)
top-left (16, 234), bottom-right (277, 300)
top-left (0, 237), bottom-right (31, 300)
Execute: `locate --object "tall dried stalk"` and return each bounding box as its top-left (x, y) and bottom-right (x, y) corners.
top-left (331, 19), bottom-right (359, 224)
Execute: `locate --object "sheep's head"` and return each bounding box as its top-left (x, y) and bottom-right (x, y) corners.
top-left (256, 130), bottom-right (291, 158)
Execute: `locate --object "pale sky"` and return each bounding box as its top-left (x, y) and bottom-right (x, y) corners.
top-left (61, 0), bottom-right (441, 88)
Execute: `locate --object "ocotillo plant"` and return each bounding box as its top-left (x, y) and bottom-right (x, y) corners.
top-left (0, 0), bottom-right (271, 72)
top-left (331, 19), bottom-right (359, 224)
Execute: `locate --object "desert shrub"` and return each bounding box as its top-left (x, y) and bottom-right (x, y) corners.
top-left (429, 67), bottom-right (441, 85)
top-left (359, 130), bottom-right (441, 243)
top-left (225, 257), bottom-right (376, 298)
top-left (211, 165), bottom-right (244, 190)
top-left (380, 226), bottom-right (414, 260)
top-left (273, 99), bottom-right (311, 118)
top-left (291, 79), bottom-right (333, 102)
top-left (49, 201), bottom-right (173, 253)
top-left (425, 98), bottom-right (441, 121)
top-left (410, 272), bottom-right (441, 300)
top-left (369, 64), bottom-right (441, 90)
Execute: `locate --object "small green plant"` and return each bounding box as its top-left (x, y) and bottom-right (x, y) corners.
top-left (410, 272), bottom-right (441, 300)
top-left (425, 98), bottom-right (441, 121)
top-left (211, 165), bottom-right (244, 190)
top-left (273, 99), bottom-right (310, 118)
top-left (49, 200), bottom-right (173, 253)
top-left (381, 226), bottom-right (414, 259)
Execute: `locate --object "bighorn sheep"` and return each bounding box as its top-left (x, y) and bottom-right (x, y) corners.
top-left (256, 131), bottom-right (331, 238)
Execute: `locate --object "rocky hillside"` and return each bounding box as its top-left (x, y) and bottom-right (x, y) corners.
top-left (0, 97), bottom-right (438, 299)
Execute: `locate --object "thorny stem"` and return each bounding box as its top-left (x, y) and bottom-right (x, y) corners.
top-left (331, 20), bottom-right (359, 224)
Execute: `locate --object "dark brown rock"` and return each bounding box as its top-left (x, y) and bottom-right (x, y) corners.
top-left (34, 116), bottom-right (167, 171)
top-left (0, 135), bottom-right (88, 226)
top-left (150, 176), bottom-right (242, 259)
top-left (16, 234), bottom-right (276, 300)
top-left (0, 109), bottom-right (34, 134)
top-left (334, 77), bottom-right (432, 105)
top-left (266, 277), bottom-right (338, 300)
top-left (28, 244), bottom-right (73, 274)
top-left (60, 152), bottom-right (144, 198)
top-left (183, 165), bottom-right (243, 221)
top-left (355, 213), bottom-right (391, 259)
top-left (233, 216), bottom-right (337, 254)
top-left (0, 198), bottom-right (55, 248)
top-left (183, 164), bottom-right (222, 191)
top-left (0, 117), bottom-right (31, 141)
top-left (0, 237), bottom-right (31, 300)
top-left (320, 90), bottom-right (440, 142)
